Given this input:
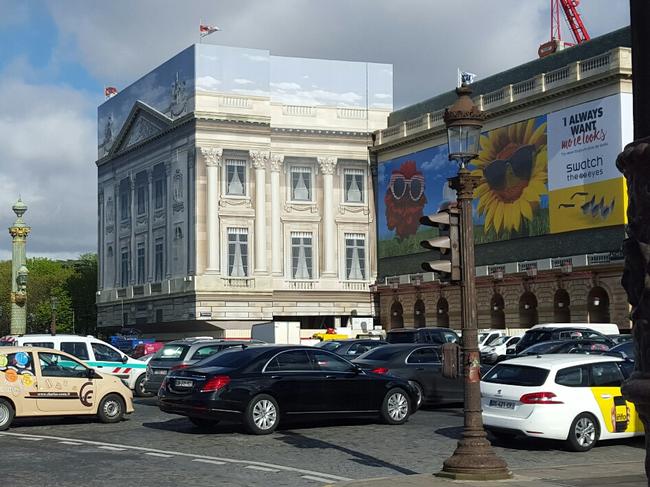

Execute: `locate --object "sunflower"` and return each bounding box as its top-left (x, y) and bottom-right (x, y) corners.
top-left (473, 118), bottom-right (547, 235)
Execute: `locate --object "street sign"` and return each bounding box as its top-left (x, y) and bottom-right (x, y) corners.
top-left (419, 208), bottom-right (460, 282)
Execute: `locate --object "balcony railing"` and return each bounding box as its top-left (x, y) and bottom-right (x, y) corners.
top-left (286, 280), bottom-right (315, 290)
top-left (222, 277), bottom-right (255, 288)
top-left (342, 281), bottom-right (368, 291)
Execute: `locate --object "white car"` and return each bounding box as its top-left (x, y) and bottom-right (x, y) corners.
top-left (478, 330), bottom-right (507, 351)
top-left (480, 335), bottom-right (521, 364)
top-left (481, 354), bottom-right (644, 451)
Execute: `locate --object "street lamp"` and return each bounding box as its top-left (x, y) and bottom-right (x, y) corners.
top-left (438, 84), bottom-right (511, 480)
top-left (50, 296), bottom-right (59, 336)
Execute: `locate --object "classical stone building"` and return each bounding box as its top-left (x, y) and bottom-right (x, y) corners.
top-left (95, 45), bottom-right (392, 338)
top-left (370, 27), bottom-right (632, 332)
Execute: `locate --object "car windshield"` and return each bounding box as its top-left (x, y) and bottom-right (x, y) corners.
top-left (154, 344), bottom-right (190, 361)
top-left (386, 331), bottom-right (416, 343)
top-left (315, 341), bottom-right (342, 351)
top-left (518, 330), bottom-right (552, 349)
top-left (520, 341), bottom-right (563, 355)
top-left (357, 346), bottom-right (401, 361)
top-left (489, 336), bottom-right (511, 347)
top-left (482, 364), bottom-right (549, 386)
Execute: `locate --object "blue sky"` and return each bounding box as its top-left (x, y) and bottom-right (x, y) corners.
top-left (0, 0), bottom-right (631, 260)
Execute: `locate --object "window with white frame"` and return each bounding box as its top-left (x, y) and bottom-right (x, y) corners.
top-left (291, 232), bottom-right (313, 280)
top-left (225, 159), bottom-right (246, 196)
top-left (227, 228), bottom-right (249, 277)
top-left (344, 168), bottom-right (365, 203)
top-left (345, 233), bottom-right (366, 280)
top-left (290, 166), bottom-right (313, 202)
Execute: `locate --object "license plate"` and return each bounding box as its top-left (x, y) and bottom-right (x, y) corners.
top-left (153, 369), bottom-right (167, 375)
top-left (174, 379), bottom-right (194, 388)
top-left (489, 399), bottom-right (515, 409)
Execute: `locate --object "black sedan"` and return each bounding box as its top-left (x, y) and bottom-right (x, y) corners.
top-left (158, 345), bottom-right (418, 434)
top-left (314, 339), bottom-right (387, 357)
top-left (352, 344), bottom-right (463, 408)
top-left (515, 339), bottom-right (611, 357)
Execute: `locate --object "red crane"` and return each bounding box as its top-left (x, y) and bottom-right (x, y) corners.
top-left (538, 0), bottom-right (591, 58)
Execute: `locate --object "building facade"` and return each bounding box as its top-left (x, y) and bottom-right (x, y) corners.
top-left (96, 45), bottom-right (392, 338)
top-left (370, 28), bottom-right (632, 332)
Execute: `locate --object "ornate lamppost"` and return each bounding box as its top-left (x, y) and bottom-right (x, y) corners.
top-left (9, 198), bottom-right (30, 335)
top-left (438, 84), bottom-right (511, 480)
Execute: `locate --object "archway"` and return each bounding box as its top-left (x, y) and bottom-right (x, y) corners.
top-left (554, 288), bottom-right (571, 322)
top-left (588, 286), bottom-right (610, 323)
top-left (519, 291), bottom-right (538, 328)
top-left (436, 297), bottom-right (449, 327)
top-left (390, 301), bottom-right (404, 329)
top-left (414, 299), bottom-right (426, 328)
top-left (490, 293), bottom-right (506, 329)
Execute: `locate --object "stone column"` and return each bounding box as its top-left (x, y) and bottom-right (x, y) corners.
top-left (129, 173), bottom-right (136, 285)
top-left (113, 182), bottom-right (120, 288)
top-left (201, 147), bottom-right (223, 272)
top-left (165, 161), bottom-right (173, 279)
top-left (9, 198), bottom-right (30, 335)
top-left (98, 190), bottom-right (104, 290)
top-left (251, 150), bottom-right (269, 273)
top-left (318, 156), bottom-right (337, 276)
top-left (147, 170), bottom-right (154, 282)
top-left (270, 154), bottom-right (284, 275)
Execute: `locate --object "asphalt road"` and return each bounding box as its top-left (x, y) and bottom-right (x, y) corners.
top-left (0, 397), bottom-right (645, 487)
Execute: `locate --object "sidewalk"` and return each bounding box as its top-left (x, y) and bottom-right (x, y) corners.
top-left (325, 461), bottom-right (647, 487)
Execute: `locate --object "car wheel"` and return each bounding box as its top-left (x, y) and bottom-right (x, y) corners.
top-left (189, 417), bottom-right (220, 429)
top-left (97, 394), bottom-right (126, 424)
top-left (381, 388), bottom-right (411, 425)
top-left (134, 374), bottom-right (153, 398)
top-left (566, 413), bottom-right (599, 452)
top-left (244, 394), bottom-right (279, 435)
top-left (408, 381), bottom-right (424, 409)
top-left (0, 398), bottom-right (15, 431)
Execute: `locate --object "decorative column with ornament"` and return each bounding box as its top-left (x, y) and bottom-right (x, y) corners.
top-left (9, 198), bottom-right (30, 335)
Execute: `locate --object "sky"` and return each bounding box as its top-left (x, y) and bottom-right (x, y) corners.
top-left (0, 0), bottom-right (630, 260)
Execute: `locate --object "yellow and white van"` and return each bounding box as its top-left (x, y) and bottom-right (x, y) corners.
top-left (0, 346), bottom-right (134, 430)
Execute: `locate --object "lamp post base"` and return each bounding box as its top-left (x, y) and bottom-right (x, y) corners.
top-left (437, 432), bottom-right (512, 480)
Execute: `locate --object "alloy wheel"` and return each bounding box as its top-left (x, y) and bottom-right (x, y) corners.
top-left (574, 417), bottom-right (596, 447)
top-left (387, 392), bottom-right (408, 421)
top-left (0, 403), bottom-right (9, 426)
top-left (103, 399), bottom-right (121, 418)
top-left (252, 399), bottom-right (277, 430)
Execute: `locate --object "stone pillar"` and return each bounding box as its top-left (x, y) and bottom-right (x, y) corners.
top-left (251, 150), bottom-right (269, 273)
top-left (113, 182), bottom-right (119, 288)
top-left (165, 161), bottom-right (173, 279)
top-left (9, 198), bottom-right (30, 335)
top-left (187, 148), bottom-right (196, 276)
top-left (318, 156), bottom-right (337, 276)
top-left (129, 173), bottom-right (136, 284)
top-left (202, 147), bottom-right (223, 272)
top-left (98, 190), bottom-right (104, 290)
top-left (270, 154), bottom-right (284, 275)
top-left (147, 170), bottom-right (154, 282)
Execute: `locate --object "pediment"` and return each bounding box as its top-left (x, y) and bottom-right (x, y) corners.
top-left (110, 101), bottom-right (173, 156)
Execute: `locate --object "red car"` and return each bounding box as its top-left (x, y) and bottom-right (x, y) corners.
top-left (132, 342), bottom-right (164, 358)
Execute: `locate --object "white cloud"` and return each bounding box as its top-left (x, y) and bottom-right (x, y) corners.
top-left (421, 151), bottom-right (449, 172)
top-left (195, 75), bottom-right (222, 91)
top-left (270, 81), bottom-right (302, 91)
top-left (233, 78), bottom-right (254, 85)
top-left (374, 93), bottom-right (392, 99)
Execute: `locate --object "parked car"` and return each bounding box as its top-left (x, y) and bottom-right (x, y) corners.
top-left (131, 341), bottom-right (164, 359)
top-left (515, 339), bottom-right (611, 357)
top-left (314, 339), bottom-right (387, 357)
top-left (514, 327), bottom-right (615, 354)
top-left (0, 346), bottom-right (134, 431)
top-left (478, 330), bottom-right (507, 351)
top-left (480, 336), bottom-right (521, 365)
top-left (0, 334), bottom-right (149, 397)
top-left (158, 345), bottom-right (418, 434)
top-left (608, 341), bottom-right (635, 361)
top-left (352, 344), bottom-right (463, 408)
top-left (608, 334), bottom-right (633, 345)
top-left (481, 354), bottom-right (643, 451)
top-left (143, 338), bottom-right (262, 395)
top-left (386, 327), bottom-right (459, 345)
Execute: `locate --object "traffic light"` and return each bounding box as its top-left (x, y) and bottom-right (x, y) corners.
top-left (419, 208), bottom-right (460, 282)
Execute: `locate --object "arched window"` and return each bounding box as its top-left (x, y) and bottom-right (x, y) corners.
top-left (554, 288), bottom-right (571, 322)
top-left (436, 297), bottom-right (449, 327)
top-left (414, 299), bottom-right (426, 328)
top-left (588, 286), bottom-right (610, 323)
top-left (490, 293), bottom-right (506, 329)
top-left (519, 291), bottom-right (538, 328)
top-left (390, 301), bottom-right (404, 329)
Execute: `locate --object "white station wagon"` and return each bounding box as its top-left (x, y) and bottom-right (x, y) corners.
top-left (481, 354), bottom-right (644, 451)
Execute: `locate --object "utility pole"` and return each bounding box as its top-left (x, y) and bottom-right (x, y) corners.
top-left (9, 198), bottom-right (30, 335)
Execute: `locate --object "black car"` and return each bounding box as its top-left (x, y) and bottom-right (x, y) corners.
top-left (158, 345), bottom-right (418, 434)
top-left (144, 338), bottom-right (260, 394)
top-left (314, 339), bottom-right (387, 357)
top-left (608, 341), bottom-right (635, 361)
top-left (514, 327), bottom-right (615, 354)
top-left (352, 344), bottom-right (463, 408)
top-left (515, 339), bottom-right (611, 357)
top-left (385, 327), bottom-right (459, 345)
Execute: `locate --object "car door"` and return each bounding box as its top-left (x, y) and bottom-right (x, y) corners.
top-left (35, 351), bottom-right (95, 413)
top-left (405, 347), bottom-right (443, 403)
top-left (0, 351), bottom-right (38, 416)
top-left (588, 361), bottom-right (643, 437)
top-left (264, 349), bottom-right (321, 413)
top-left (89, 342), bottom-right (127, 378)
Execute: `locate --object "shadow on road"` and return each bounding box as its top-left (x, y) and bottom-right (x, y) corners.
top-left (274, 430), bottom-right (419, 475)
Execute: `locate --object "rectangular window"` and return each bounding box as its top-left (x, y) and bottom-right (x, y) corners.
top-left (291, 232), bottom-right (313, 280)
top-left (120, 248), bottom-right (130, 287)
top-left (155, 309), bottom-right (163, 322)
top-left (61, 342), bottom-right (90, 361)
top-left (136, 184), bottom-right (146, 215)
top-left (154, 178), bottom-right (164, 209)
top-left (119, 178), bottom-right (130, 220)
top-left (154, 239), bottom-right (164, 282)
top-left (137, 243), bottom-right (146, 284)
top-left (227, 228), bottom-right (248, 277)
top-left (226, 159), bottom-right (246, 196)
top-left (290, 166), bottom-right (312, 201)
top-left (345, 233), bottom-right (366, 280)
top-left (344, 168), bottom-right (364, 203)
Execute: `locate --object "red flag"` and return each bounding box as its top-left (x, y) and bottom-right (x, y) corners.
top-left (199, 24), bottom-right (220, 36)
top-left (104, 86), bottom-right (118, 98)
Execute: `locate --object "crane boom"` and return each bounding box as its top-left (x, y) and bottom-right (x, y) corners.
top-left (559, 0), bottom-right (591, 44)
top-left (539, 0), bottom-right (590, 58)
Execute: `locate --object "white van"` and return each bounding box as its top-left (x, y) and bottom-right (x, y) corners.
top-left (530, 323), bottom-right (620, 336)
top-left (0, 334), bottom-right (149, 397)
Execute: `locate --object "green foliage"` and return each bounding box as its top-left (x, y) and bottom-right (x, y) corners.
top-left (0, 254), bottom-right (98, 336)
top-left (473, 209), bottom-right (550, 245)
top-left (378, 228), bottom-right (438, 259)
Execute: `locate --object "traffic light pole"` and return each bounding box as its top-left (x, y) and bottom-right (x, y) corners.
top-left (439, 167), bottom-right (511, 480)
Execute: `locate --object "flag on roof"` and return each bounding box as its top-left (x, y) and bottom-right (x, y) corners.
top-left (457, 69), bottom-right (477, 87)
top-left (200, 24), bottom-right (220, 37)
top-left (104, 86), bottom-right (118, 98)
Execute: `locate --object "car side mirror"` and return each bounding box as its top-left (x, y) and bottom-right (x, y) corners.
top-left (87, 368), bottom-right (101, 379)
top-left (352, 365), bottom-right (363, 374)
top-left (121, 355), bottom-right (129, 364)
top-left (506, 348), bottom-right (515, 355)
